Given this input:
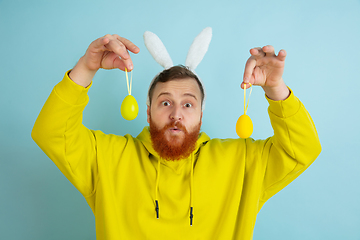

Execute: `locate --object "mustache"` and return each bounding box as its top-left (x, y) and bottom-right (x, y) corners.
top-left (163, 121), bottom-right (187, 132)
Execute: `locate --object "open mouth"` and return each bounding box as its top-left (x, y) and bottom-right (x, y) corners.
top-left (168, 125), bottom-right (185, 134)
top-left (170, 128), bottom-right (182, 133)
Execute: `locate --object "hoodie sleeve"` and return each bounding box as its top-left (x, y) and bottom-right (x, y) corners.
top-left (32, 71), bottom-right (98, 197)
top-left (259, 89), bottom-right (321, 203)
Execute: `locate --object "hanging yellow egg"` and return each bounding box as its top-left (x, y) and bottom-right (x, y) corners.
top-left (121, 95), bottom-right (139, 121)
top-left (236, 114), bottom-right (253, 138)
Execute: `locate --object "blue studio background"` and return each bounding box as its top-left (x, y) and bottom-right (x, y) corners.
top-left (1, 0), bottom-right (359, 239)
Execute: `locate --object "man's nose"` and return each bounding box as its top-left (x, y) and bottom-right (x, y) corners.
top-left (170, 105), bottom-right (182, 121)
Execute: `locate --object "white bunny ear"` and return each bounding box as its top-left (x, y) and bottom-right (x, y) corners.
top-left (144, 31), bottom-right (173, 69)
top-left (185, 27), bottom-right (212, 72)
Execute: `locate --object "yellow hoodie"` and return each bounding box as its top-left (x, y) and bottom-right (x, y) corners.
top-left (32, 71), bottom-right (321, 240)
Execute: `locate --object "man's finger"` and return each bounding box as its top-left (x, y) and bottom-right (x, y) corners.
top-left (114, 35), bottom-right (140, 54)
top-left (277, 49), bottom-right (287, 61)
top-left (90, 36), bottom-right (110, 52)
top-left (263, 45), bottom-right (275, 57)
top-left (105, 37), bottom-right (131, 60)
top-left (243, 56), bottom-right (257, 83)
top-left (122, 56), bottom-right (135, 71)
top-left (249, 47), bottom-right (266, 61)
top-left (113, 57), bottom-right (128, 71)
top-left (250, 47), bottom-right (262, 56)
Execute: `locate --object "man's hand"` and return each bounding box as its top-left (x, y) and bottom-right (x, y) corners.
top-left (242, 45), bottom-right (290, 101)
top-left (69, 34), bottom-right (140, 87)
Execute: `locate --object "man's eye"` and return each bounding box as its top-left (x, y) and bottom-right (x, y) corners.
top-left (162, 101), bottom-right (170, 106)
top-left (184, 103), bottom-right (192, 108)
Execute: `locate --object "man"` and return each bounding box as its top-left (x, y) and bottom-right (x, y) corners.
top-left (32, 34), bottom-right (321, 239)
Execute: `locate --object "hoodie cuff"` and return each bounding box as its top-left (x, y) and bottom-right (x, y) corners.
top-left (54, 70), bottom-right (92, 105)
top-left (266, 88), bottom-right (301, 118)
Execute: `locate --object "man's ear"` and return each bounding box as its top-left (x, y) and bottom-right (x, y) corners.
top-left (200, 111), bottom-right (203, 126)
top-left (147, 105), bottom-right (151, 124)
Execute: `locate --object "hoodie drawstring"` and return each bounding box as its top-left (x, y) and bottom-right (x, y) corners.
top-left (155, 158), bottom-right (161, 219)
top-left (189, 154), bottom-right (194, 226)
top-left (154, 155), bottom-right (195, 226)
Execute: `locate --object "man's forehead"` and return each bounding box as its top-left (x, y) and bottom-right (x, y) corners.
top-left (153, 78), bottom-right (202, 98)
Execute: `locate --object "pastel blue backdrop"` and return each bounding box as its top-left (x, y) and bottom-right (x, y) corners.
top-left (1, 0), bottom-right (359, 239)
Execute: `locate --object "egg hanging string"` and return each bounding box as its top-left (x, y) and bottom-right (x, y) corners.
top-left (120, 68), bottom-right (139, 121)
top-left (125, 68), bottom-right (133, 95)
top-left (236, 82), bottom-right (253, 138)
top-left (243, 82), bottom-right (252, 115)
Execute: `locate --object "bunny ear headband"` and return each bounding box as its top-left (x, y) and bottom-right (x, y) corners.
top-left (143, 27), bottom-right (213, 108)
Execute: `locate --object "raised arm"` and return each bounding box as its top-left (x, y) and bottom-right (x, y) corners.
top-left (31, 34), bottom-right (139, 197)
top-left (242, 45), bottom-right (321, 205)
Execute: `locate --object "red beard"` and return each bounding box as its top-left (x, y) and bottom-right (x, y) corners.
top-left (149, 119), bottom-right (201, 161)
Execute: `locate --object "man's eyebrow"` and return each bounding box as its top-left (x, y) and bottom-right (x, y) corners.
top-left (183, 93), bottom-right (197, 100)
top-left (156, 92), bottom-right (197, 100)
top-left (156, 92), bottom-right (172, 99)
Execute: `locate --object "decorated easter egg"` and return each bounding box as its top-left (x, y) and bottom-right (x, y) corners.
top-left (236, 114), bottom-right (253, 138)
top-left (121, 95), bottom-right (139, 120)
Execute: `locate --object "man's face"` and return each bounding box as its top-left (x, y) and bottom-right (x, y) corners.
top-left (147, 78), bottom-right (203, 159)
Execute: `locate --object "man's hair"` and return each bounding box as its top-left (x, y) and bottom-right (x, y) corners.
top-left (148, 65), bottom-right (205, 107)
